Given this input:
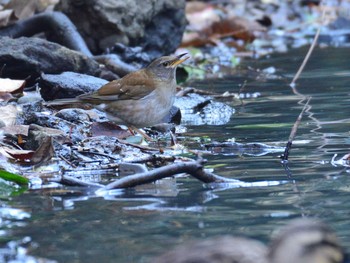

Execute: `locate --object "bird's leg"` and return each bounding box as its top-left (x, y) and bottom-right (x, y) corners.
top-left (129, 126), bottom-right (154, 141)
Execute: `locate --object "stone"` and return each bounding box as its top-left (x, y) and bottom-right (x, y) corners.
top-left (0, 37), bottom-right (100, 83)
top-left (39, 71), bottom-right (108, 101)
top-left (55, 0), bottom-right (186, 60)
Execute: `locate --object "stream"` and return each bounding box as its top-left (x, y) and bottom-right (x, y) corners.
top-left (1, 46), bottom-right (350, 262)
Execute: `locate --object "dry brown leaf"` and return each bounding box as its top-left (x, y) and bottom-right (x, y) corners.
top-left (0, 92), bottom-right (14, 102)
top-left (29, 135), bottom-right (54, 164)
top-left (186, 1), bottom-right (209, 14)
top-left (91, 122), bottom-right (131, 139)
top-left (1, 135), bottom-right (54, 164)
top-left (0, 78), bottom-right (26, 93)
top-left (182, 15), bottom-right (266, 47)
top-left (186, 5), bottom-right (220, 31)
top-left (0, 104), bottom-right (19, 126)
top-left (2, 146), bottom-right (34, 161)
top-left (4, 0), bottom-right (38, 20)
top-left (0, 9), bottom-right (15, 26)
top-left (181, 31), bottom-right (215, 47)
top-left (0, 125), bottom-right (29, 136)
top-left (205, 16), bottom-right (266, 43)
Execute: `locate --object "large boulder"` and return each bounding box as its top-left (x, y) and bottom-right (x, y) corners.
top-left (55, 0), bottom-right (186, 60)
top-left (0, 36), bottom-right (100, 81)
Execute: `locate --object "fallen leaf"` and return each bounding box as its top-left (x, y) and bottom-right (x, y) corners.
top-left (29, 135), bottom-right (54, 165)
top-left (0, 92), bottom-right (14, 102)
top-left (0, 104), bottom-right (19, 126)
top-left (0, 9), bottom-right (15, 26)
top-left (91, 122), bottom-right (132, 139)
top-left (3, 147), bottom-right (34, 161)
top-left (186, 4), bottom-right (220, 31)
top-left (0, 125), bottom-right (29, 137)
top-left (205, 16), bottom-right (266, 43)
top-left (4, 0), bottom-right (38, 20)
top-left (183, 6), bottom-right (266, 47)
top-left (0, 78), bottom-right (26, 93)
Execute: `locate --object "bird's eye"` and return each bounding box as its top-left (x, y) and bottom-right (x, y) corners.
top-left (162, 61), bottom-right (170, 67)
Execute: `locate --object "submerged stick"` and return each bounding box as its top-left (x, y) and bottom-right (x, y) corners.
top-left (104, 158), bottom-right (231, 190)
top-left (281, 97), bottom-right (311, 163)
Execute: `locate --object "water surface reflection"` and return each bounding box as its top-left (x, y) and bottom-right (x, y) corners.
top-left (2, 46), bottom-right (350, 262)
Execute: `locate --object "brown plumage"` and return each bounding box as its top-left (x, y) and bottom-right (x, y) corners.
top-left (46, 53), bottom-right (189, 128)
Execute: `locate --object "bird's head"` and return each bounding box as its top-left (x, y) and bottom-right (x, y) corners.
top-left (147, 53), bottom-right (189, 80)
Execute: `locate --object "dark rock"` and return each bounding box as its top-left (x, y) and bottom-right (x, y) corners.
top-left (0, 37), bottom-right (100, 83)
top-left (55, 108), bottom-right (91, 123)
top-left (39, 71), bottom-right (108, 100)
top-left (24, 124), bottom-right (66, 151)
top-left (110, 44), bottom-right (153, 66)
top-left (21, 112), bottom-right (87, 144)
top-left (161, 105), bottom-right (182, 125)
top-left (0, 11), bottom-right (92, 57)
top-left (55, 0), bottom-right (186, 59)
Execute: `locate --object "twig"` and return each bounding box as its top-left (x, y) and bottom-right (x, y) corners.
top-left (290, 7), bottom-right (325, 87)
top-left (54, 174), bottom-right (104, 188)
top-left (77, 150), bottom-right (120, 161)
top-left (176, 86), bottom-right (239, 100)
top-left (94, 54), bottom-right (138, 77)
top-left (281, 97), bottom-right (311, 163)
top-left (59, 154), bottom-right (77, 168)
top-left (119, 139), bottom-right (160, 152)
top-left (103, 158), bottom-right (232, 190)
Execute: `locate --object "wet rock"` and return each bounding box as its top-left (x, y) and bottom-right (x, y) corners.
top-left (55, 108), bottom-right (91, 123)
top-left (77, 136), bottom-right (151, 162)
top-left (110, 44), bottom-right (153, 66)
top-left (21, 111), bottom-right (87, 144)
top-left (0, 37), bottom-right (100, 83)
top-left (17, 91), bottom-right (42, 105)
top-left (56, 0), bottom-right (186, 60)
top-left (174, 93), bottom-right (235, 126)
top-left (77, 136), bottom-right (123, 156)
top-left (39, 71), bottom-right (108, 101)
top-left (161, 106), bottom-right (182, 126)
top-left (24, 124), bottom-right (66, 151)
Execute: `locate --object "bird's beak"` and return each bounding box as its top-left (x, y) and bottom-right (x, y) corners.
top-left (170, 53), bottom-right (190, 68)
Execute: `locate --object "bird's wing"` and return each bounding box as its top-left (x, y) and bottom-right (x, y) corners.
top-left (78, 70), bottom-right (156, 102)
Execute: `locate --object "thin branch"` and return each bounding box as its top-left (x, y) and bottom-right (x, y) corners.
top-left (281, 96), bottom-right (311, 163)
top-left (290, 7), bottom-right (326, 87)
top-left (50, 174), bottom-right (104, 188)
top-left (103, 158), bottom-right (232, 190)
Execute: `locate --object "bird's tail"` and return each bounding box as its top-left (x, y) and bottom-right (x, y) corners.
top-left (43, 98), bottom-right (81, 106)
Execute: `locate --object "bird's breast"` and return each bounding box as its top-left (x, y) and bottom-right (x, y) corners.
top-left (102, 80), bottom-right (176, 127)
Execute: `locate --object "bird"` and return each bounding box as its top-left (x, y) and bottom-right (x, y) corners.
top-left (153, 218), bottom-right (346, 263)
top-left (45, 53), bottom-right (189, 136)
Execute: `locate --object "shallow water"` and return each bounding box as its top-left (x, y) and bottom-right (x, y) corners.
top-left (1, 46), bottom-right (350, 262)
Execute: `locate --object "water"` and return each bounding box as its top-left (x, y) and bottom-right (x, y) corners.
top-left (1, 46), bottom-right (350, 262)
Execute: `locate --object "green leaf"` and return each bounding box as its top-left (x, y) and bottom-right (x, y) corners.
top-left (0, 180), bottom-right (27, 197)
top-left (0, 170), bottom-right (29, 185)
